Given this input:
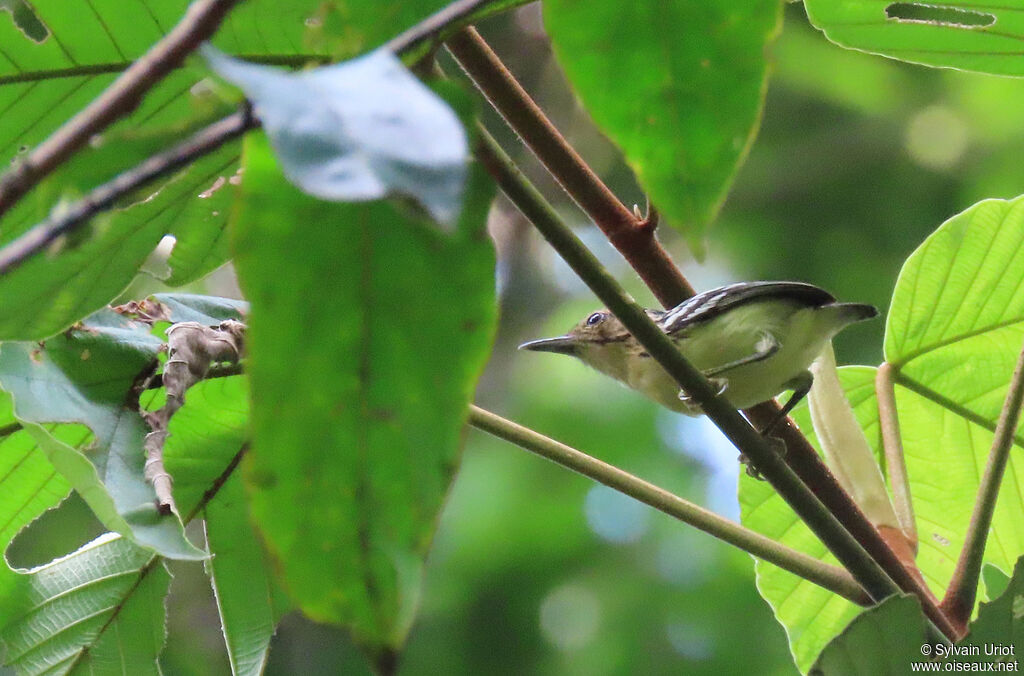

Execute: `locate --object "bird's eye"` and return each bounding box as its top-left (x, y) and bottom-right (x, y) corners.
top-left (586, 312), bottom-right (605, 327)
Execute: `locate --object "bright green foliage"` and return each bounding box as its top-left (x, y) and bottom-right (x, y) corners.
top-left (962, 555), bottom-right (1024, 657)
top-left (886, 196), bottom-right (1024, 598)
top-left (0, 533), bottom-right (168, 676)
top-left (0, 392), bottom-right (70, 621)
top-left (808, 595), bottom-right (927, 676)
top-left (231, 134), bottom-right (496, 662)
top-left (0, 309), bottom-right (202, 559)
top-left (740, 367), bottom-right (881, 672)
top-left (805, 0), bottom-right (1024, 76)
top-left (742, 195), bottom-right (1024, 670)
top-left (542, 0), bottom-right (783, 255)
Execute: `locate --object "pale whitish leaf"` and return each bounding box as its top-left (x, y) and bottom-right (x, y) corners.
top-left (0, 533), bottom-right (169, 676)
top-left (203, 45), bottom-right (468, 227)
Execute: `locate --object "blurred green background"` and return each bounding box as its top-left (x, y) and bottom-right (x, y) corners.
top-left (11, 2), bottom-right (1024, 674)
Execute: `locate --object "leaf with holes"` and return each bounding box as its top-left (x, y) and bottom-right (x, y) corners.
top-left (542, 0), bottom-right (783, 255)
top-left (232, 133), bottom-right (496, 667)
top-left (805, 0), bottom-right (1024, 76)
top-left (0, 309), bottom-right (203, 559)
top-left (204, 46), bottom-right (468, 227)
top-left (0, 533), bottom-right (167, 676)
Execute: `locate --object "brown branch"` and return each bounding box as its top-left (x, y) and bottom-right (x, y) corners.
top-left (941, 338), bottom-right (1024, 625)
top-left (445, 27), bottom-right (694, 305)
top-left (450, 25), bottom-right (961, 636)
top-left (0, 0), bottom-right (509, 277)
top-left (0, 0), bottom-right (243, 219)
top-left (0, 109), bottom-right (255, 276)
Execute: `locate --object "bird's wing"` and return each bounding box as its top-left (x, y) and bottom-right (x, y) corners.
top-left (660, 281), bottom-right (836, 335)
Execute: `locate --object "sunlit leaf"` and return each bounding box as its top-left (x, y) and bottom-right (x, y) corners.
top-left (231, 133), bottom-right (496, 665)
top-left (740, 368), bottom-right (880, 672)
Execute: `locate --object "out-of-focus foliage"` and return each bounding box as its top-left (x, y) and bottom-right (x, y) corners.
top-left (543, 0), bottom-right (782, 255)
top-left (231, 135), bottom-right (497, 665)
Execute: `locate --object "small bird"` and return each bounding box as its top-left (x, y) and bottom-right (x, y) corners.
top-left (519, 281), bottom-right (877, 432)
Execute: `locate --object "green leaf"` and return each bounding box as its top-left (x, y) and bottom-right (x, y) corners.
top-left (205, 473), bottom-right (290, 676)
top-left (158, 369), bottom-right (289, 676)
top-left (0, 533), bottom-right (168, 676)
top-left (231, 133), bottom-right (496, 663)
top-left (884, 195), bottom-right (1024, 599)
top-left (804, 0), bottom-right (1024, 76)
top-left (542, 0), bottom-right (783, 254)
top-left (0, 393), bottom-right (70, 620)
top-left (204, 47), bottom-right (468, 227)
top-left (808, 595), bottom-right (929, 676)
top-left (963, 554), bottom-right (1024, 659)
top-left (0, 0), bottom-right (325, 341)
top-left (0, 309), bottom-right (203, 559)
top-left (740, 367), bottom-right (881, 672)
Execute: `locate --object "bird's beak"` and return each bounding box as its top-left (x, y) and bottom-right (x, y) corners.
top-left (518, 335), bottom-right (578, 356)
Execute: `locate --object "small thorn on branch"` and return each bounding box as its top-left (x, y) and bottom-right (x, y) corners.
top-left (634, 200), bottom-right (659, 233)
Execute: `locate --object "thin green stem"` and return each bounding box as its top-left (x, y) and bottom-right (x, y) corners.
top-left (472, 128), bottom-right (903, 607)
top-left (941, 338), bottom-right (1024, 625)
top-left (876, 362), bottom-right (917, 549)
top-left (468, 405), bottom-right (869, 605)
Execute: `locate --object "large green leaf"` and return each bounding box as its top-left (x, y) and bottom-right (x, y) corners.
top-left (808, 595), bottom-right (928, 676)
top-left (804, 0), bottom-right (1024, 76)
top-left (542, 0), bottom-right (783, 254)
top-left (0, 309), bottom-right (203, 559)
top-left (0, 533), bottom-right (168, 676)
top-left (742, 195), bottom-right (1024, 671)
top-left (885, 196), bottom-right (1024, 592)
top-left (231, 134), bottom-right (496, 664)
top-left (0, 0), bottom-right (321, 341)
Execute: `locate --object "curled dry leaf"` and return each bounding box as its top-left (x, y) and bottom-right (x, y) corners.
top-left (144, 319), bottom-right (246, 514)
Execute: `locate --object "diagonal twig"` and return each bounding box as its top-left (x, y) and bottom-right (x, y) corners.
top-left (468, 404), bottom-right (869, 605)
top-left (0, 0), bottom-right (244, 219)
top-left (0, 0), bottom-right (508, 277)
top-left (941, 337), bottom-right (1024, 625)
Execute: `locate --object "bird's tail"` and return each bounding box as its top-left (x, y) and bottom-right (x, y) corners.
top-left (829, 302), bottom-right (878, 324)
